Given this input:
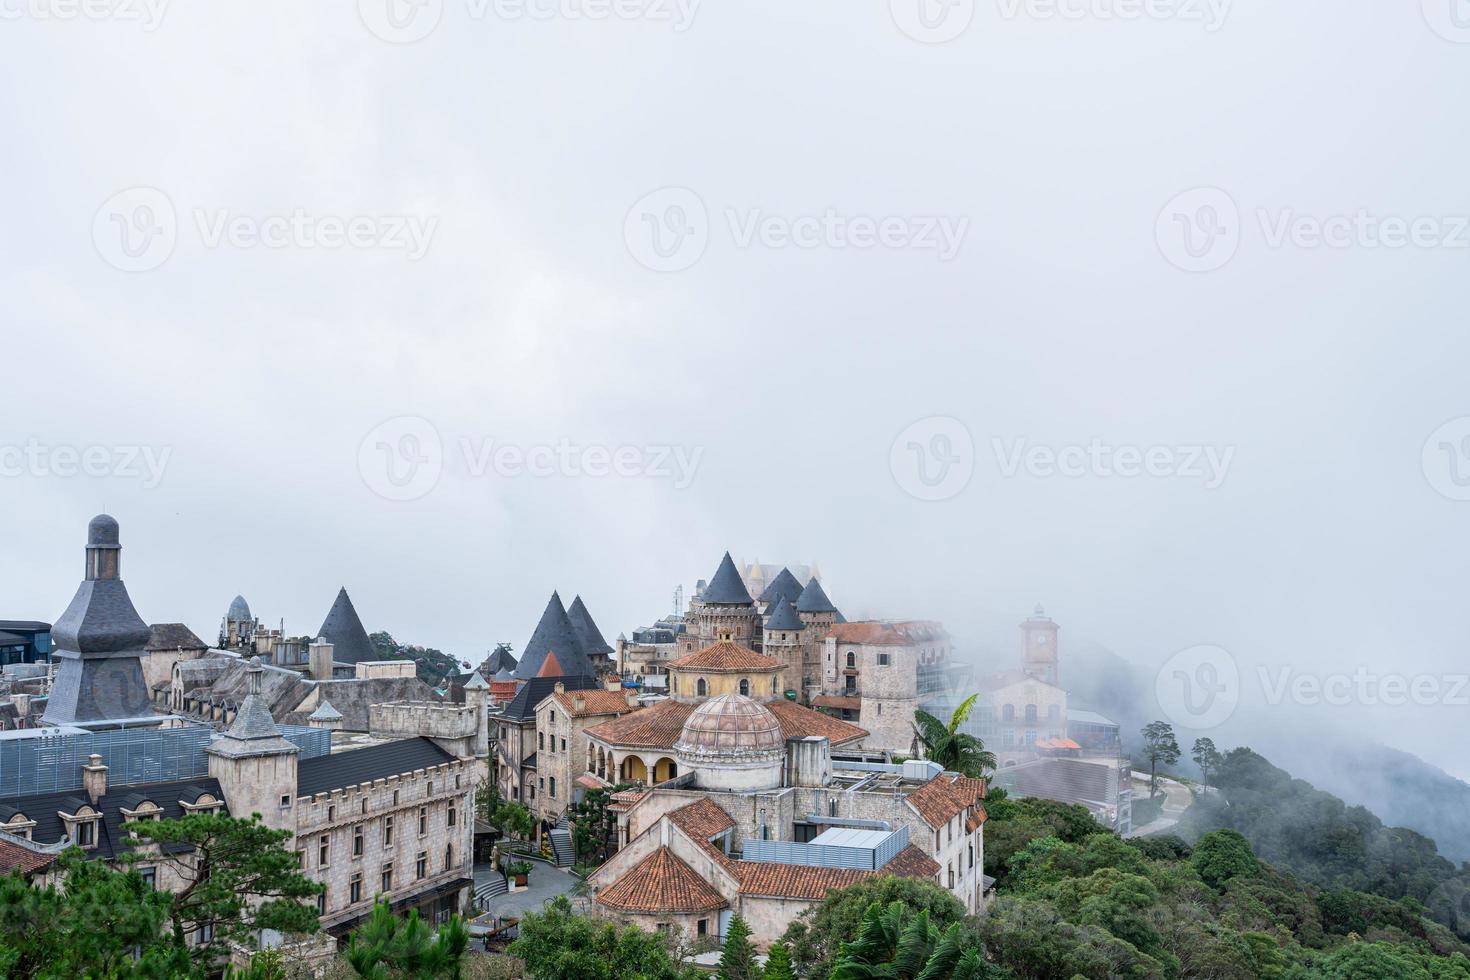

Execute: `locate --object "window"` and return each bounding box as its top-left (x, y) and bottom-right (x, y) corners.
top-left (539, 732), bottom-right (544, 750)
top-left (384, 815), bottom-right (394, 846)
top-left (140, 866), bottom-right (156, 889)
top-left (328, 804), bottom-right (336, 822)
top-left (1002, 704), bottom-right (1015, 722)
top-left (352, 825), bottom-right (364, 858)
top-left (968, 843), bottom-right (974, 869)
top-left (1024, 704), bottom-right (1038, 724)
top-left (381, 863), bottom-right (394, 893)
top-left (196, 923), bottom-right (214, 946)
top-left (696, 678), bottom-right (707, 697)
top-left (319, 834), bottom-right (330, 866)
top-left (448, 804), bottom-right (457, 827)
top-left (549, 709), bottom-right (556, 723)
top-left (428, 781), bottom-right (434, 794)
top-left (547, 779), bottom-right (554, 800)
top-left (393, 790), bottom-right (400, 806)
top-left (317, 891), bottom-right (327, 915)
top-left (697, 919), bottom-right (707, 937)
top-left (877, 653), bottom-right (890, 666)
top-left (739, 679), bottom-right (749, 696)
top-left (350, 873), bottom-right (363, 904)
top-left (846, 652), bottom-right (856, 668)
top-left (280, 794), bottom-right (291, 808)
top-left (559, 738), bottom-right (566, 752)
top-left (361, 799), bottom-right (368, 814)
top-left (772, 677), bottom-right (779, 694)
top-left (419, 807), bottom-right (428, 836)
top-left (416, 851), bottom-right (427, 880)
top-left (444, 844), bottom-right (454, 870)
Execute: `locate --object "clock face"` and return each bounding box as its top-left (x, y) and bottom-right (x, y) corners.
top-left (1035, 635), bottom-right (1047, 645)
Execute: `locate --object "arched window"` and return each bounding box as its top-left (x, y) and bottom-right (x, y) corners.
top-left (1002, 704), bottom-right (1015, 722)
top-left (846, 652), bottom-right (856, 668)
top-left (739, 679), bottom-right (750, 696)
top-left (771, 677), bottom-right (779, 694)
top-left (696, 678), bottom-right (707, 697)
top-left (1024, 704), bottom-right (1038, 724)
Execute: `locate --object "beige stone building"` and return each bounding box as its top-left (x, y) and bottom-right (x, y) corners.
top-left (529, 682), bottom-right (641, 825)
top-left (814, 621), bottom-right (952, 756)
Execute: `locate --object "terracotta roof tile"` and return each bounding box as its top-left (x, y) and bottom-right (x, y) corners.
top-left (734, 861), bottom-right (871, 899)
top-left (764, 699), bottom-right (868, 745)
top-left (668, 642), bottom-right (786, 673)
top-left (669, 799), bottom-right (735, 841)
top-left (0, 839), bottom-right (57, 876)
top-left (906, 773), bottom-right (987, 830)
top-left (880, 844), bottom-right (941, 880)
top-left (596, 846), bottom-right (728, 915)
top-left (585, 699), bottom-right (695, 749)
top-left (824, 621), bottom-right (947, 645)
top-left (551, 688), bottom-right (639, 718)
top-left (811, 694), bottom-right (862, 711)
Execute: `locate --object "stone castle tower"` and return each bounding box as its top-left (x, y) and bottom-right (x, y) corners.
top-left (205, 656), bottom-right (300, 831)
top-left (1020, 604), bottom-right (1060, 686)
top-left (681, 553), bottom-right (761, 653)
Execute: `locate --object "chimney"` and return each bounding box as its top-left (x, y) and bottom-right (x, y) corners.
top-left (308, 638), bottom-right (334, 680)
top-left (82, 754), bottom-right (108, 803)
top-left (604, 676), bottom-right (621, 692)
top-left (625, 691), bottom-right (639, 709)
top-left (554, 681), bottom-right (566, 695)
top-left (572, 693), bottom-right (586, 713)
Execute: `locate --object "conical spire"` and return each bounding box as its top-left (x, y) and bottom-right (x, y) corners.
top-left (796, 576), bottom-right (837, 614)
top-left (703, 552), bottom-right (753, 605)
top-left (207, 657), bottom-right (299, 758)
top-left (515, 592), bottom-right (594, 680)
top-left (567, 596), bottom-right (613, 657)
top-left (317, 587), bottom-right (375, 665)
top-left (765, 597), bottom-right (803, 632)
top-left (758, 567), bottom-right (804, 606)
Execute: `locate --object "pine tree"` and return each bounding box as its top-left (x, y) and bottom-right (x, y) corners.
top-left (762, 940), bottom-right (795, 980)
top-left (718, 915), bottom-right (759, 980)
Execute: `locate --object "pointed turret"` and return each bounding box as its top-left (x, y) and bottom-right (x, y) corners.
top-left (795, 577), bottom-right (837, 615)
top-left (703, 552), bottom-right (754, 605)
top-left (758, 567), bottom-right (805, 607)
top-left (43, 515), bottom-right (158, 726)
top-left (764, 597), bottom-right (803, 632)
top-left (567, 596), bottom-right (614, 658)
top-left (317, 587), bottom-right (375, 665)
top-left (207, 658), bottom-right (301, 757)
top-left (515, 592), bottom-right (594, 680)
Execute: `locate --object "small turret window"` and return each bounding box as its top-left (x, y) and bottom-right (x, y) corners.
top-left (696, 679), bottom-right (707, 697)
top-left (739, 679), bottom-right (750, 696)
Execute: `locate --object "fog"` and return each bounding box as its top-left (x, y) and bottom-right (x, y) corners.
top-left (3, 0), bottom-right (1467, 807)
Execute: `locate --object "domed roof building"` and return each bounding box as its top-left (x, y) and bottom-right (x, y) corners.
top-left (674, 694), bottom-right (784, 791)
top-left (227, 595), bottom-right (252, 623)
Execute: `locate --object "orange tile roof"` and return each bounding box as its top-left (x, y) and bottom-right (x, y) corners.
top-left (551, 688), bottom-right (638, 718)
top-left (765, 699), bottom-right (868, 745)
top-left (596, 846), bottom-right (729, 915)
top-left (668, 642), bottom-right (786, 673)
top-left (824, 621), bottom-right (947, 645)
top-left (584, 699), bottom-right (695, 749)
top-left (811, 694), bottom-right (862, 711)
top-left (881, 844), bottom-right (941, 880)
top-left (0, 839), bottom-right (56, 876)
top-left (536, 651), bottom-right (565, 678)
top-left (669, 798), bottom-right (735, 842)
top-left (734, 861), bottom-right (871, 899)
top-left (906, 773), bottom-right (987, 830)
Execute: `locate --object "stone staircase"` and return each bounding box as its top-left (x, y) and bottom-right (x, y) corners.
top-left (548, 819), bottom-right (574, 868)
top-left (475, 874), bottom-right (508, 908)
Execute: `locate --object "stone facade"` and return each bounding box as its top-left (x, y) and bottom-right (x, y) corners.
top-left (529, 683), bottom-right (640, 824)
top-left (818, 622), bottom-right (951, 756)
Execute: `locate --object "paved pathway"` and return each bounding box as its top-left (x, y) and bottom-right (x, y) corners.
top-left (471, 861), bottom-right (580, 920)
top-left (1125, 774), bottom-right (1194, 838)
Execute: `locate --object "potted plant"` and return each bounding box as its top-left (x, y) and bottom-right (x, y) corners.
top-left (507, 860), bottom-right (532, 887)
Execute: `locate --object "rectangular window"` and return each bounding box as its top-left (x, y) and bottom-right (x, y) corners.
top-left (444, 844), bottom-right (453, 870)
top-left (381, 863), bottom-right (393, 893)
top-left (317, 891), bottom-right (326, 915)
top-left (319, 834), bottom-right (330, 866)
top-left (560, 738), bottom-right (566, 752)
top-left (140, 866), bottom-right (156, 889)
top-left (416, 851), bottom-right (427, 880)
top-left (697, 919), bottom-right (707, 936)
top-left (353, 825), bottom-right (364, 858)
top-left (77, 821), bottom-right (96, 847)
top-left (448, 805), bottom-right (456, 827)
top-left (196, 923), bottom-right (214, 945)
top-left (419, 807), bottom-right (427, 836)
top-left (280, 794), bottom-right (291, 808)
top-left (384, 815), bottom-right (394, 846)
top-left (328, 804), bottom-right (336, 822)
top-left (878, 653), bottom-right (890, 666)
top-left (350, 873), bottom-right (363, 904)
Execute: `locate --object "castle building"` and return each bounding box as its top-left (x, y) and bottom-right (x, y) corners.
top-left (814, 621), bottom-right (952, 756)
top-left (529, 682), bottom-right (642, 826)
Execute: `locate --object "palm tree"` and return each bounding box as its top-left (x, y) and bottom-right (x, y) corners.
top-left (912, 693), bottom-right (997, 779)
top-left (830, 901), bottom-right (996, 980)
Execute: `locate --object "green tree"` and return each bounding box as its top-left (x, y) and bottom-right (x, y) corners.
top-left (343, 898), bottom-right (471, 980)
top-left (1139, 721), bottom-right (1180, 798)
top-left (510, 895), bottom-right (693, 980)
top-left (718, 915), bottom-right (758, 980)
top-left (912, 694), bottom-right (997, 779)
top-left (782, 876), bottom-right (967, 980)
top-left (1192, 829), bottom-right (1260, 891)
top-left (1191, 737), bottom-right (1222, 793)
top-left (829, 901), bottom-right (999, 980)
top-left (568, 785), bottom-right (629, 867)
top-left (761, 940), bottom-right (795, 980)
top-left (125, 812), bottom-right (321, 968)
top-left (491, 801), bottom-right (535, 843)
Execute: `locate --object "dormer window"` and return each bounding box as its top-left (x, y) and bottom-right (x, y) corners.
top-left (1, 813), bottom-right (35, 841)
top-left (62, 805), bottom-right (101, 848)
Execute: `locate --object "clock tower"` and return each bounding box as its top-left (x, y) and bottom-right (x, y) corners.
top-left (1021, 604), bottom-right (1060, 686)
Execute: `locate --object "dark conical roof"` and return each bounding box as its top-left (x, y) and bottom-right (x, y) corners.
top-left (568, 596), bottom-right (613, 657)
top-left (478, 643), bottom-right (518, 678)
top-left (317, 587), bottom-right (376, 665)
top-left (703, 552), bottom-right (753, 605)
top-left (796, 577), bottom-right (837, 614)
top-left (764, 597), bottom-right (803, 632)
top-left (227, 595), bottom-right (252, 622)
top-left (757, 567), bottom-right (805, 606)
top-left (515, 592), bottom-right (594, 680)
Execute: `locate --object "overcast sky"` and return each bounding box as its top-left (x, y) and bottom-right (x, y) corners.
top-left (3, 1), bottom-right (1469, 779)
